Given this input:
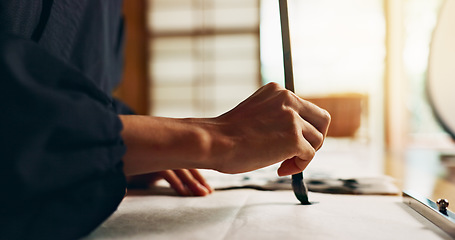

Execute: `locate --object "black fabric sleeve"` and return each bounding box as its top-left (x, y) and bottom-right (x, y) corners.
top-left (0, 33), bottom-right (127, 240)
top-left (112, 98), bottom-right (135, 115)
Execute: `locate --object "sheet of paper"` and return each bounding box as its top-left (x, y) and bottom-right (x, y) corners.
top-left (194, 168), bottom-right (399, 195)
top-left (84, 190), bottom-right (452, 240)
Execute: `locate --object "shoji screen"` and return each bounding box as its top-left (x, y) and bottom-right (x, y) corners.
top-left (148, 0), bottom-right (261, 118)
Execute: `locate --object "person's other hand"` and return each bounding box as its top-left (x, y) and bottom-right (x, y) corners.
top-left (210, 82), bottom-right (331, 176)
top-left (127, 169), bottom-right (213, 196)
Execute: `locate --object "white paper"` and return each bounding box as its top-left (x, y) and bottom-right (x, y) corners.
top-left (84, 190), bottom-right (452, 240)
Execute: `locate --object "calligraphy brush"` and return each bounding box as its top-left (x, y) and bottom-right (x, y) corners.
top-left (278, 0), bottom-right (311, 205)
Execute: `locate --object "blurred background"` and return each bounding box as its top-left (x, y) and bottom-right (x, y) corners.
top-left (116, 0), bottom-right (455, 204)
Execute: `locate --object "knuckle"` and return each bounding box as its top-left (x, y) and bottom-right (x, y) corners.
top-left (281, 107), bottom-right (296, 121)
top-left (278, 89), bottom-right (293, 101)
top-left (298, 144), bottom-right (315, 160)
top-left (282, 109), bottom-right (301, 133)
top-left (321, 109), bottom-right (331, 123)
top-left (283, 111), bottom-right (302, 135)
top-left (305, 146), bottom-right (316, 159)
top-left (293, 134), bottom-right (316, 159)
top-left (266, 81), bottom-right (282, 91)
top-left (290, 127), bottom-right (301, 143)
top-left (314, 131), bottom-right (324, 145)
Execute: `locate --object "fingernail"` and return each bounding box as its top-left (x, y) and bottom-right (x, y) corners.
top-left (200, 183), bottom-right (213, 193)
top-left (198, 183), bottom-right (210, 195)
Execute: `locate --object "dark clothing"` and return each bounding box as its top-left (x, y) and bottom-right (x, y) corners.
top-left (0, 1), bottom-right (128, 239)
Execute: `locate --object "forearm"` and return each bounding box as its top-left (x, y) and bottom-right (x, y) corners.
top-left (119, 115), bottom-right (228, 176)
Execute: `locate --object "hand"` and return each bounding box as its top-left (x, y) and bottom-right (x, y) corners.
top-left (120, 82), bottom-right (330, 178)
top-left (210, 82), bottom-right (331, 176)
top-left (127, 169), bottom-right (213, 196)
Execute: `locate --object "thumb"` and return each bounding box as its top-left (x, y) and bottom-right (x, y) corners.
top-left (277, 157), bottom-right (311, 176)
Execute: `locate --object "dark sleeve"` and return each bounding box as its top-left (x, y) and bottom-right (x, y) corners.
top-left (113, 98), bottom-right (136, 115)
top-left (0, 33), bottom-right (127, 240)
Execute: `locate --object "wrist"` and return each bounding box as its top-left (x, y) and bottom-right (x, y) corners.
top-left (183, 117), bottom-right (235, 172)
top-left (119, 115), bottom-right (233, 175)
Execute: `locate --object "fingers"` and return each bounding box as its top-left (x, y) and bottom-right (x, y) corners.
top-left (188, 169), bottom-right (213, 193)
top-left (213, 82), bottom-right (330, 175)
top-left (272, 85), bottom-right (331, 152)
top-left (267, 84), bottom-right (329, 175)
top-left (160, 170), bottom-right (192, 196)
top-left (282, 90), bottom-right (331, 137)
top-left (256, 83), bottom-right (331, 139)
top-left (298, 100), bottom-right (331, 139)
top-left (163, 169), bottom-right (213, 197)
top-left (174, 169), bottom-right (213, 196)
top-left (277, 157), bottom-right (311, 176)
top-left (281, 104), bottom-right (326, 175)
top-left (301, 117), bottom-right (325, 150)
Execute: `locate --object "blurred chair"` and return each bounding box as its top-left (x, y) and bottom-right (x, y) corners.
top-left (306, 94), bottom-right (368, 138)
